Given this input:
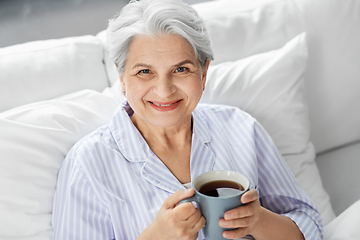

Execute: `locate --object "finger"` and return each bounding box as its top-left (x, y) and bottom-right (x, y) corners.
top-left (182, 207), bottom-right (203, 225)
top-left (224, 199), bottom-right (258, 220)
top-left (185, 207), bottom-right (202, 222)
top-left (240, 188), bottom-right (258, 204)
top-left (173, 201), bottom-right (200, 222)
top-left (222, 227), bottom-right (248, 240)
top-left (163, 189), bottom-right (195, 209)
top-left (192, 213), bottom-right (206, 232)
top-left (219, 216), bottom-right (251, 229)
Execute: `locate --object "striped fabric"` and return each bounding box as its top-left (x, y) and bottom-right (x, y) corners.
top-left (52, 102), bottom-right (323, 239)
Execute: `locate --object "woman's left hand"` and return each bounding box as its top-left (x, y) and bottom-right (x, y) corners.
top-left (218, 188), bottom-right (263, 239)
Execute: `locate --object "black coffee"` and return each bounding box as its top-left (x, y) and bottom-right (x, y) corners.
top-left (198, 180), bottom-right (244, 197)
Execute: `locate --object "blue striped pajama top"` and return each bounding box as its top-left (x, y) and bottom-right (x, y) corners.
top-left (52, 102), bottom-right (323, 239)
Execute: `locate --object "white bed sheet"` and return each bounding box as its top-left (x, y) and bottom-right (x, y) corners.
top-left (324, 200), bottom-right (360, 240)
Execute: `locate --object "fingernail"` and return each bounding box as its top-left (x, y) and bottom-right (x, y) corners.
top-left (224, 212), bottom-right (232, 220)
top-left (220, 220), bottom-right (228, 226)
top-left (223, 232), bottom-right (230, 238)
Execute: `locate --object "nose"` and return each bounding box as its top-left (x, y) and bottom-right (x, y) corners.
top-left (152, 74), bottom-right (175, 98)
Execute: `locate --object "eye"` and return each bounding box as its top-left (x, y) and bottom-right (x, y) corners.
top-left (138, 69), bottom-right (151, 75)
top-left (175, 67), bottom-right (189, 73)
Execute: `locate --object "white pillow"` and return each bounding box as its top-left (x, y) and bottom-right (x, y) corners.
top-left (0, 83), bottom-right (124, 240)
top-left (0, 35), bottom-right (109, 112)
top-left (192, 0), bottom-right (305, 65)
top-left (293, 0), bottom-right (360, 153)
top-left (193, 0), bottom-right (360, 154)
top-left (96, 30), bottom-right (119, 86)
top-left (201, 33), bottom-right (335, 225)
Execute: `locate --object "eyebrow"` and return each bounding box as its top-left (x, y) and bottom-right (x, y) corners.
top-left (131, 60), bottom-right (195, 70)
top-left (131, 63), bottom-right (152, 70)
top-left (172, 60), bottom-right (196, 68)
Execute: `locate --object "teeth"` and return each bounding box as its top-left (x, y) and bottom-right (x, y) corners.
top-left (152, 102), bottom-right (173, 107)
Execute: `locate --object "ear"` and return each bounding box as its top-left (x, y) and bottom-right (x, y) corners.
top-left (201, 59), bottom-right (210, 89)
top-left (119, 75), bottom-right (126, 93)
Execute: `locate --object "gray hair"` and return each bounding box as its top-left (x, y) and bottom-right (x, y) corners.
top-left (106, 0), bottom-right (214, 75)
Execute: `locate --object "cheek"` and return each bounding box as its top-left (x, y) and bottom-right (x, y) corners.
top-left (126, 78), bottom-right (152, 99)
top-left (185, 78), bottom-right (204, 96)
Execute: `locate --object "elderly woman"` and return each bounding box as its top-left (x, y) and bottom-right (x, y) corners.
top-left (52, 0), bottom-right (322, 239)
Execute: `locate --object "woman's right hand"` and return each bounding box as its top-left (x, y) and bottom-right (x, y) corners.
top-left (137, 189), bottom-right (205, 240)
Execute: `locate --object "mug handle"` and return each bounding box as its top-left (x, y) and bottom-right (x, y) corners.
top-left (179, 194), bottom-right (199, 205)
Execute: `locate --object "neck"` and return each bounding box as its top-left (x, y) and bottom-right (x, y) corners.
top-left (131, 113), bottom-right (193, 150)
top-left (130, 113), bottom-right (193, 184)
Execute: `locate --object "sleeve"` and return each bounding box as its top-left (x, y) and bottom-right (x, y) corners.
top-left (52, 153), bottom-right (115, 240)
top-left (253, 120), bottom-right (323, 240)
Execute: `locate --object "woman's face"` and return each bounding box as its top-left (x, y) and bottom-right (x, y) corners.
top-left (120, 34), bottom-right (209, 130)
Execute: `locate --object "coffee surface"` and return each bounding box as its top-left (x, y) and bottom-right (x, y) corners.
top-left (198, 180), bottom-right (244, 197)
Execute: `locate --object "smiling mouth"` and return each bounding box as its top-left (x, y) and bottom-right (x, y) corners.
top-left (150, 100), bottom-right (182, 107)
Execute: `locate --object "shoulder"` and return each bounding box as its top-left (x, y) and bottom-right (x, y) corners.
top-left (66, 103), bottom-right (129, 163)
top-left (64, 124), bottom-right (115, 170)
top-left (62, 103), bottom-right (134, 177)
top-left (195, 103), bottom-right (255, 126)
top-left (193, 103), bottom-right (259, 145)
top-left (76, 125), bottom-right (111, 150)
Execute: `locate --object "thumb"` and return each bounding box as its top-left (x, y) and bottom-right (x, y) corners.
top-left (164, 188), bottom-right (195, 209)
top-left (240, 188), bottom-right (258, 204)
